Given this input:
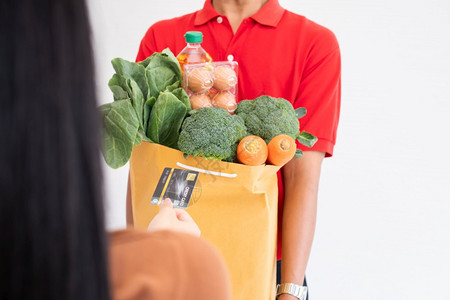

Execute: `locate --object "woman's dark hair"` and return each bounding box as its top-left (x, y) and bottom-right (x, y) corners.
top-left (0, 0), bottom-right (110, 299)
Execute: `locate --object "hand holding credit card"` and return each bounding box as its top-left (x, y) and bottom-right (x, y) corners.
top-left (147, 198), bottom-right (201, 236)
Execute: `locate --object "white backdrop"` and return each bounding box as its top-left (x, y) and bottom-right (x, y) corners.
top-left (87, 0), bottom-right (450, 299)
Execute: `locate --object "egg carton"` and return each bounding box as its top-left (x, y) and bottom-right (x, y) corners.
top-left (182, 61), bottom-right (239, 113)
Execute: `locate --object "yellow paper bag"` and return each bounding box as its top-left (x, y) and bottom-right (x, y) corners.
top-left (129, 142), bottom-right (280, 300)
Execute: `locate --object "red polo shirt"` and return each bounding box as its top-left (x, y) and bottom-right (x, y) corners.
top-left (136, 0), bottom-right (341, 259)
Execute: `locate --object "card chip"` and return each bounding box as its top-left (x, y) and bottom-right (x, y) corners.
top-left (186, 173), bottom-right (197, 181)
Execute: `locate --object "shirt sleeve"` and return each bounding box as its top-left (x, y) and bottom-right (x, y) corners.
top-left (294, 30), bottom-right (341, 157)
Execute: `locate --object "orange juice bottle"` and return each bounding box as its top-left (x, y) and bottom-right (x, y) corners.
top-left (177, 31), bottom-right (212, 73)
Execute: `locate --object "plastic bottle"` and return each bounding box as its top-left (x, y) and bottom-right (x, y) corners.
top-left (177, 31), bottom-right (212, 73)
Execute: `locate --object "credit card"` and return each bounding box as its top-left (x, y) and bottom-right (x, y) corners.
top-left (150, 168), bottom-right (199, 209)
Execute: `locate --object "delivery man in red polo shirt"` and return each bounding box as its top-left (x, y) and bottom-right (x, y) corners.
top-left (127, 0), bottom-right (341, 299)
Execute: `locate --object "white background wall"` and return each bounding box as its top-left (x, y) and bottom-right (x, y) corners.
top-left (87, 0), bottom-right (450, 299)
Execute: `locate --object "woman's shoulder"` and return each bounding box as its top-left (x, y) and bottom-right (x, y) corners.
top-left (110, 228), bottom-right (219, 256)
top-left (109, 228), bottom-right (231, 300)
top-left (110, 228), bottom-right (219, 252)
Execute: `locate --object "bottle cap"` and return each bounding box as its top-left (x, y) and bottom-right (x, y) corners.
top-left (184, 31), bottom-right (203, 43)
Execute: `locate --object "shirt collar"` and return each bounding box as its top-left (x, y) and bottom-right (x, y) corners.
top-left (250, 0), bottom-right (285, 27)
top-left (195, 0), bottom-right (220, 26)
top-left (195, 0), bottom-right (285, 27)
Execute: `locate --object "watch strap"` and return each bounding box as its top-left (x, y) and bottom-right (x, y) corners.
top-left (276, 283), bottom-right (308, 300)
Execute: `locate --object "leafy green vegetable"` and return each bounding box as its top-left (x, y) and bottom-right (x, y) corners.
top-left (147, 48), bottom-right (182, 80)
top-left (100, 49), bottom-right (189, 169)
top-left (137, 56), bottom-right (152, 68)
top-left (109, 86), bottom-right (129, 101)
top-left (143, 97), bottom-right (156, 133)
top-left (295, 107), bottom-right (307, 119)
top-left (147, 91), bottom-right (187, 149)
top-left (146, 66), bottom-right (179, 99)
top-left (111, 58), bottom-right (148, 101)
top-left (127, 79), bottom-right (145, 130)
top-left (297, 131), bottom-right (318, 148)
top-left (108, 74), bottom-right (129, 101)
top-left (99, 100), bottom-right (140, 169)
top-left (170, 87), bottom-right (191, 111)
top-left (143, 50), bottom-right (181, 99)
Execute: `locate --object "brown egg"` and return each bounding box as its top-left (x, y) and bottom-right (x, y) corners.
top-left (187, 67), bottom-right (213, 93)
top-left (190, 94), bottom-right (213, 110)
top-left (213, 66), bottom-right (237, 91)
top-left (213, 92), bottom-right (237, 113)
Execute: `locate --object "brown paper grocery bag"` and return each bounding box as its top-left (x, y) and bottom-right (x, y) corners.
top-left (129, 142), bottom-right (280, 300)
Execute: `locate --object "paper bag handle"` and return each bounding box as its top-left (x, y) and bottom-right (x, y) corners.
top-left (176, 162), bottom-right (237, 178)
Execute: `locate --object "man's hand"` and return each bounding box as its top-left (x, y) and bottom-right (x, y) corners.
top-left (147, 198), bottom-right (201, 236)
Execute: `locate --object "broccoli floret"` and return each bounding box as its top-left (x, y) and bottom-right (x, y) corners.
top-left (235, 96), bottom-right (299, 143)
top-left (178, 107), bottom-right (247, 160)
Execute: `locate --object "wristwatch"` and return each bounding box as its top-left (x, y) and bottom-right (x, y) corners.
top-left (276, 283), bottom-right (308, 300)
